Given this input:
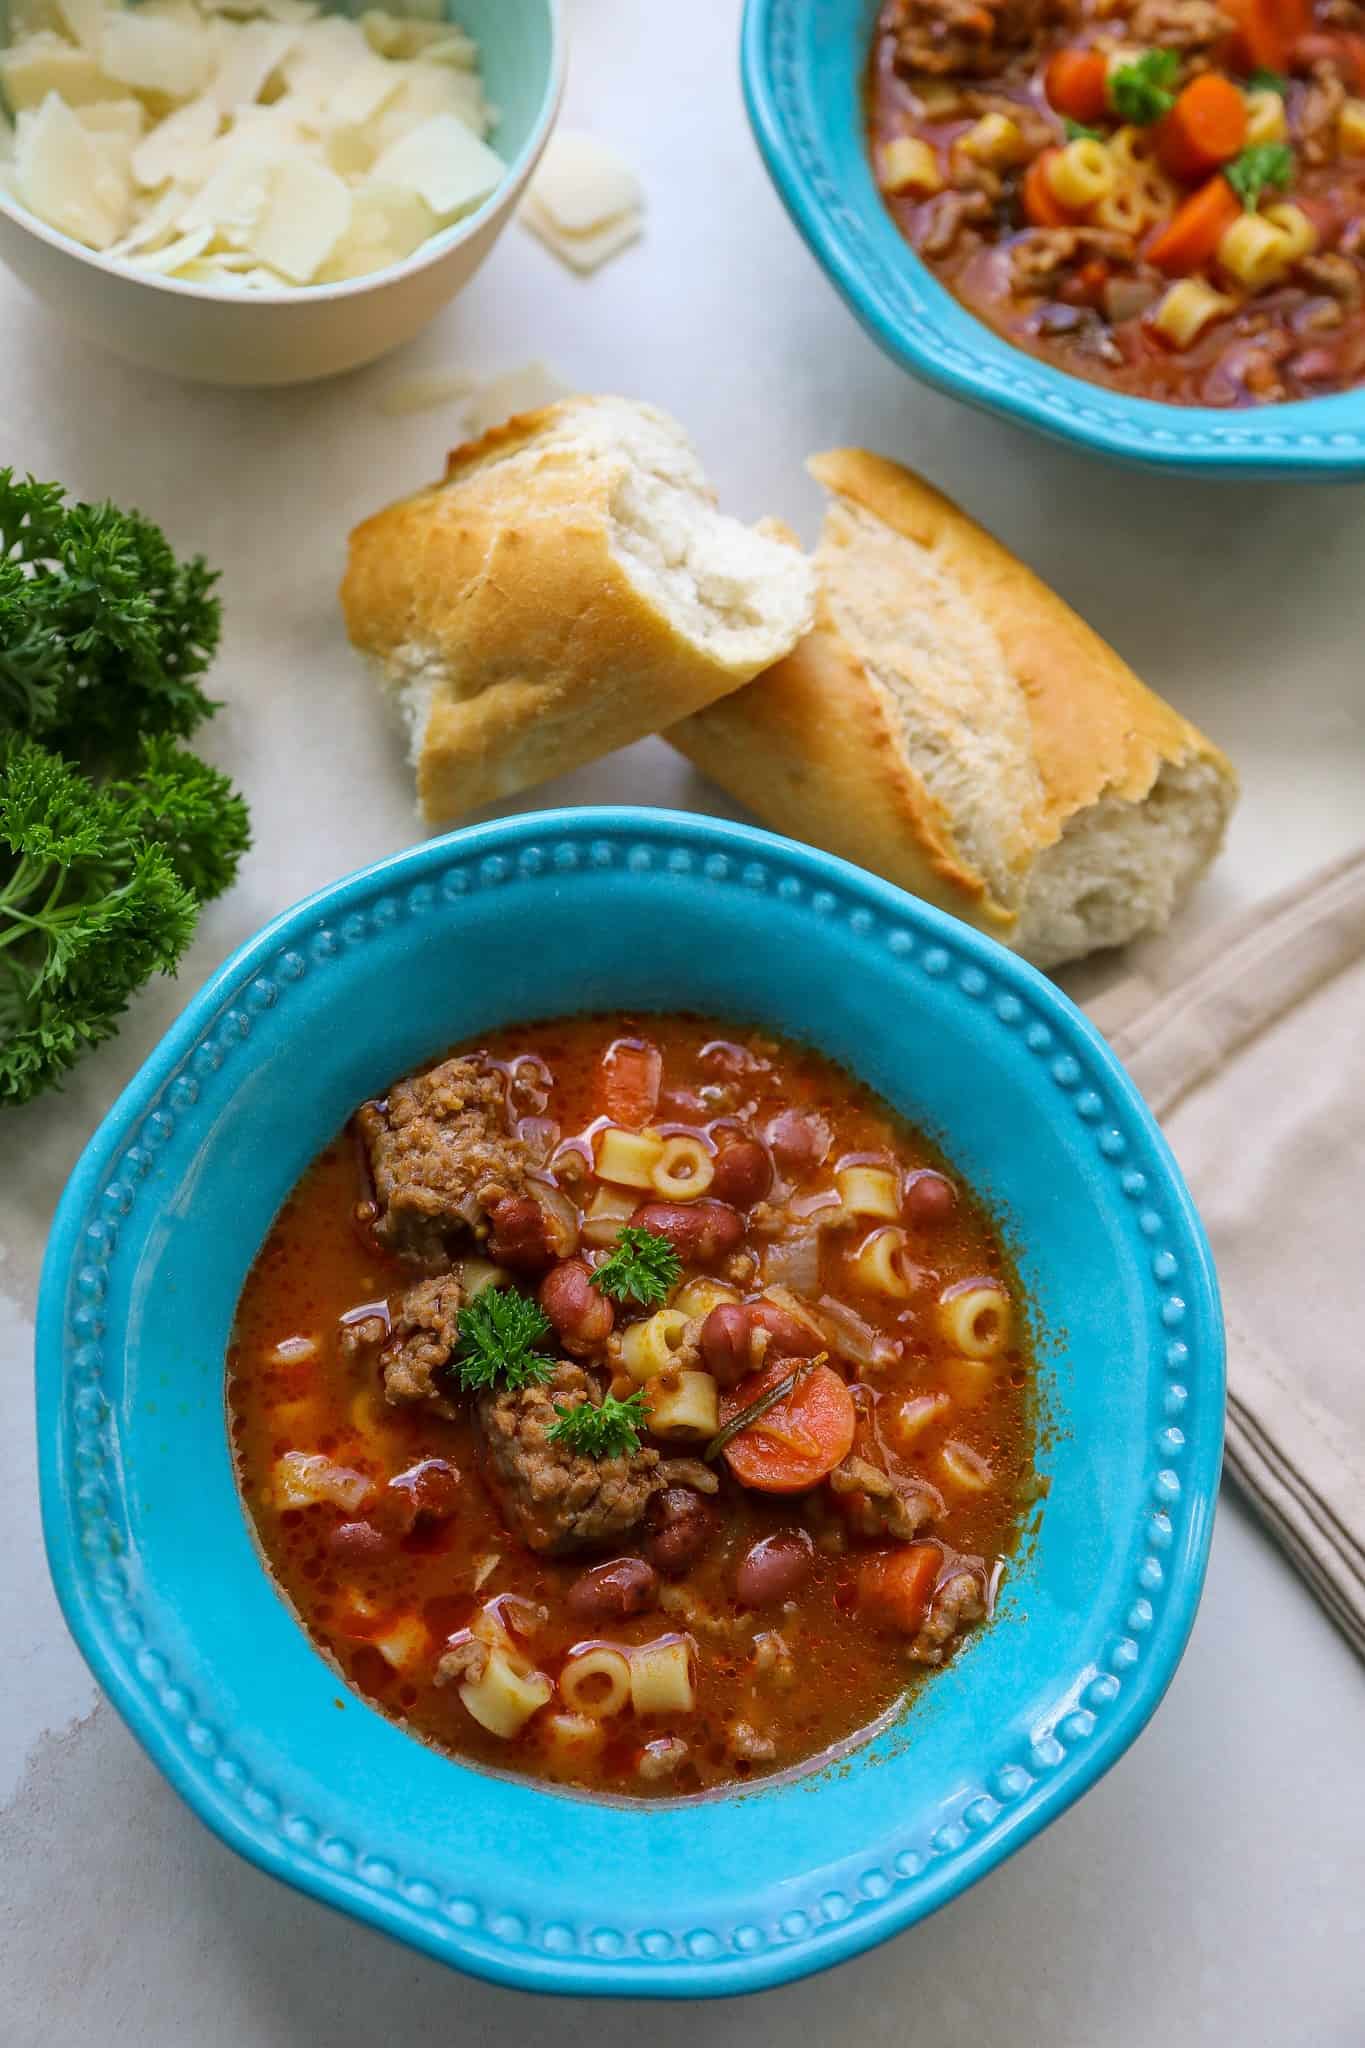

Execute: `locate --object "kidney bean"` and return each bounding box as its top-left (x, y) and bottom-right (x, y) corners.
top-left (387, 1458), bottom-right (461, 1533)
top-left (486, 1194), bottom-right (557, 1273)
top-left (748, 1299), bottom-right (824, 1360)
top-left (710, 1137), bottom-right (773, 1209)
top-left (567, 1555), bottom-right (659, 1626)
top-left (735, 1529), bottom-right (815, 1608)
top-left (327, 1519), bottom-right (393, 1564)
top-left (767, 1110), bottom-right (831, 1177)
top-left (699, 1304), bottom-right (752, 1388)
top-left (631, 1199), bottom-right (743, 1264)
top-left (540, 1258), bottom-right (614, 1355)
top-left (643, 1488), bottom-right (719, 1576)
top-left (903, 1170), bottom-right (957, 1228)
top-left (699, 1040), bottom-right (753, 1079)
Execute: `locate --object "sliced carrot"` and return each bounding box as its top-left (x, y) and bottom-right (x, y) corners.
top-left (1044, 47), bottom-right (1109, 124)
top-left (1023, 149), bottom-right (1079, 229)
top-left (1225, 0), bottom-right (1292, 73)
top-left (721, 1361), bottom-right (856, 1494)
top-left (597, 1039), bottom-right (661, 1127)
top-left (1146, 174), bottom-right (1242, 274)
top-left (857, 1544), bottom-right (943, 1635)
top-left (1156, 76), bottom-right (1248, 181)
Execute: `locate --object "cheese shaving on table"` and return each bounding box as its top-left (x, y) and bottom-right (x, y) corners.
top-left (519, 128), bottom-right (644, 275)
top-left (0, 0), bottom-right (502, 289)
top-left (373, 356), bottom-right (566, 424)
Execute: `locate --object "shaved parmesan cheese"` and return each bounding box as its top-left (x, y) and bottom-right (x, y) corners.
top-left (130, 93), bottom-right (219, 189)
top-left (177, 147), bottom-right (275, 237)
top-left (15, 90), bottom-right (130, 247)
top-left (323, 54), bottom-right (402, 130)
top-left (1, 34), bottom-right (118, 111)
top-left (127, 220), bottom-right (213, 270)
top-left (256, 0), bottom-right (320, 23)
top-left (314, 177), bottom-right (431, 279)
top-left (76, 97), bottom-right (146, 140)
top-left (0, 0), bottom-right (501, 288)
top-left (101, 13), bottom-right (210, 98)
top-left (519, 130), bottom-right (645, 276)
top-left (375, 366), bottom-right (475, 415)
top-left (527, 130), bottom-right (642, 237)
top-left (464, 359), bottom-right (570, 435)
top-left (521, 193), bottom-right (643, 275)
top-left (247, 155), bottom-right (350, 280)
top-left (210, 19), bottom-right (295, 111)
top-left (369, 111), bottom-right (501, 218)
top-left (108, 178), bottom-right (191, 252)
top-left (54, 0), bottom-right (107, 54)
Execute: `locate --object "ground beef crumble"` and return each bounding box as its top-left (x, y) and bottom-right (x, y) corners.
top-left (477, 1362), bottom-right (661, 1555)
top-left (356, 1055), bottom-right (529, 1267)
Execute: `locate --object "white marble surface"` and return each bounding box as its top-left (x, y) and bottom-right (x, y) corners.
top-left (2, 1), bottom-right (1364, 2041)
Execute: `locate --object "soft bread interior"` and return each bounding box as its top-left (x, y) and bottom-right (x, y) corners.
top-left (1015, 756), bottom-right (1231, 968)
top-left (817, 496), bottom-right (1045, 918)
top-left (453, 395), bottom-right (814, 672)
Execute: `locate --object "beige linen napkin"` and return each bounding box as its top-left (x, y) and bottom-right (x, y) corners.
top-left (1087, 849), bottom-right (1365, 1660)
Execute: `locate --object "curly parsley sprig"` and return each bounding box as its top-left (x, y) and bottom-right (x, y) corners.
top-left (1, 474), bottom-right (248, 1106)
top-left (454, 1286), bottom-right (554, 1392)
top-left (1225, 141), bottom-right (1294, 211)
top-left (1109, 48), bottom-right (1180, 124)
top-left (546, 1389), bottom-right (649, 1460)
top-left (0, 470), bottom-right (221, 765)
top-left (0, 736), bottom-right (247, 1105)
top-left (590, 1225), bottom-right (682, 1307)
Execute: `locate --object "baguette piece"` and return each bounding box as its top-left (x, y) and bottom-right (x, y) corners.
top-left (341, 395), bottom-right (816, 824)
top-left (669, 450), bottom-right (1237, 969)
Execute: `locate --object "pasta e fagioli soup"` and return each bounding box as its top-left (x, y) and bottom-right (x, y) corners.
top-left (227, 1013), bottom-right (1039, 1797)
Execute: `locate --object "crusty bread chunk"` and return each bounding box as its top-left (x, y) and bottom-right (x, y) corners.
top-left (341, 395), bottom-right (816, 823)
top-left (670, 450), bottom-right (1237, 969)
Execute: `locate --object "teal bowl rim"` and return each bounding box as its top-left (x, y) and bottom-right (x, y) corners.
top-left (0, 0), bottom-right (565, 306)
top-left (741, 0), bottom-right (1365, 477)
top-left (36, 807), bottom-right (1224, 1997)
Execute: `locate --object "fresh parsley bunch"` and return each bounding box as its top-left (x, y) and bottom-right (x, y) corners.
top-left (1, 472), bottom-right (249, 1106)
top-left (0, 471), bottom-right (221, 763)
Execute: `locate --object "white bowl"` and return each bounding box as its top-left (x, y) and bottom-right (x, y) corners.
top-left (0, 0), bottom-right (564, 386)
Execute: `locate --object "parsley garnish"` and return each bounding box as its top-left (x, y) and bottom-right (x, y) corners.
top-left (454, 1286), bottom-right (553, 1391)
top-left (1109, 48), bottom-right (1180, 124)
top-left (1225, 141), bottom-right (1294, 210)
top-left (1246, 67), bottom-right (1288, 96)
top-left (1063, 118), bottom-right (1104, 141)
top-left (546, 1390), bottom-right (648, 1459)
top-left (590, 1226), bottom-right (682, 1307)
top-left (0, 470), bottom-right (222, 765)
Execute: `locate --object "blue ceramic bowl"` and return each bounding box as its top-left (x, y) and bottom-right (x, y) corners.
top-left (38, 809), bottom-right (1223, 1997)
top-left (743, 0), bottom-right (1365, 477)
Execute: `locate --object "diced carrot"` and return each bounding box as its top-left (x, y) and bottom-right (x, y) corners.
top-left (1044, 47), bottom-right (1110, 123)
top-left (721, 1361), bottom-right (857, 1494)
top-left (1146, 174), bottom-right (1243, 273)
top-left (857, 1544), bottom-right (943, 1635)
top-left (1023, 149), bottom-right (1079, 228)
top-left (1156, 75), bottom-right (1249, 180)
top-left (598, 1038), bottom-right (661, 1127)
